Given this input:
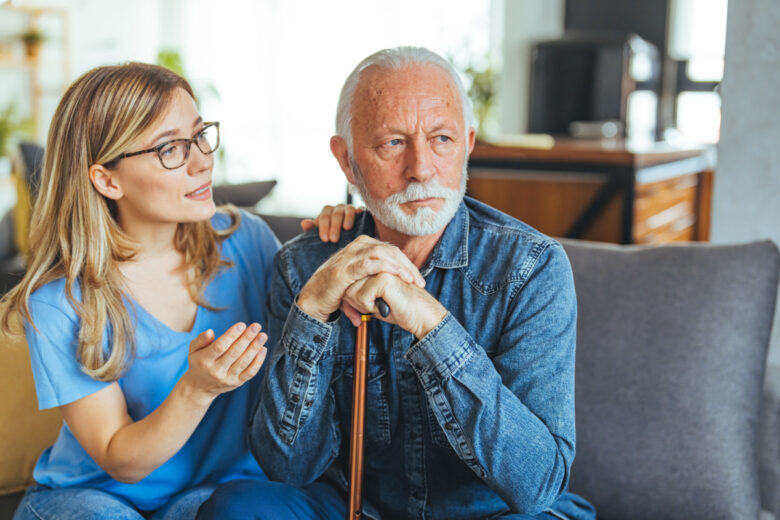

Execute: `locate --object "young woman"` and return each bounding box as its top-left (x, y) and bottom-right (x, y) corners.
top-left (0, 62), bottom-right (359, 519)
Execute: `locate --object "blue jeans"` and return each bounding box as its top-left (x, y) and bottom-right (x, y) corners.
top-left (196, 479), bottom-right (347, 519)
top-left (13, 484), bottom-right (216, 520)
top-left (196, 479), bottom-right (593, 520)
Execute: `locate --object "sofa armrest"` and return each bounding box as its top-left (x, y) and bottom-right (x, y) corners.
top-left (761, 363), bottom-right (780, 518)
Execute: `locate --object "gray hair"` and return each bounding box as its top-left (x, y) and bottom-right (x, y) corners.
top-left (335, 46), bottom-right (475, 154)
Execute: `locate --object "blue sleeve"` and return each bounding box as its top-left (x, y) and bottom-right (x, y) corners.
top-left (405, 243), bottom-right (577, 513)
top-left (26, 297), bottom-right (110, 410)
top-left (212, 210), bottom-right (281, 324)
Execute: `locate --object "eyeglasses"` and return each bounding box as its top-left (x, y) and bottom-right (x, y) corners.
top-left (112, 122), bottom-right (220, 170)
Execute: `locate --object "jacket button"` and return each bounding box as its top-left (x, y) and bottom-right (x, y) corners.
top-left (313, 335), bottom-right (324, 344)
top-left (444, 422), bottom-right (454, 430)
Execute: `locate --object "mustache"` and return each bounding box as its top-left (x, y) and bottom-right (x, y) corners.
top-left (384, 181), bottom-right (459, 205)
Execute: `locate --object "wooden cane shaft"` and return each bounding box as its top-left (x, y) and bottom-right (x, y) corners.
top-left (348, 315), bottom-right (370, 519)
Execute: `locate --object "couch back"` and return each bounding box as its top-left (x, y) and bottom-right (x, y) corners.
top-left (561, 239), bottom-right (780, 520)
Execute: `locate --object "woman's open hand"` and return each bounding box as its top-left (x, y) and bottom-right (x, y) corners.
top-left (180, 322), bottom-right (267, 405)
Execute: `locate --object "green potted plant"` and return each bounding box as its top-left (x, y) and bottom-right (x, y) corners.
top-left (0, 105), bottom-right (34, 177)
top-left (20, 27), bottom-right (46, 59)
top-left (464, 63), bottom-right (499, 142)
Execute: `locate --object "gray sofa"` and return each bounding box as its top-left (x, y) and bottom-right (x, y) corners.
top-left (560, 238), bottom-right (779, 519)
top-left (1, 214), bottom-right (778, 519)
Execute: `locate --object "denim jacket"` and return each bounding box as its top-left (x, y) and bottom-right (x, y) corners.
top-left (250, 197), bottom-right (586, 519)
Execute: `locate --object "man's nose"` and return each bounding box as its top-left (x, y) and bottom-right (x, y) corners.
top-left (405, 140), bottom-right (435, 183)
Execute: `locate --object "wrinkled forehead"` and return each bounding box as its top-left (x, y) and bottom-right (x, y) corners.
top-left (352, 64), bottom-right (465, 129)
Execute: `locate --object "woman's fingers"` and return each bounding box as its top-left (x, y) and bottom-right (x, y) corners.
top-left (203, 322), bottom-right (245, 360)
top-left (307, 204), bottom-right (363, 243)
top-left (238, 344), bottom-right (268, 382)
top-left (228, 333), bottom-right (267, 378)
top-left (327, 205), bottom-right (346, 242)
top-left (343, 205), bottom-right (357, 231)
top-left (189, 329), bottom-right (214, 353)
top-left (214, 322), bottom-right (260, 367)
top-left (300, 218), bottom-right (316, 231)
top-left (317, 205), bottom-right (334, 242)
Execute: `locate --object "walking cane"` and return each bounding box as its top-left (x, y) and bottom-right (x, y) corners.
top-left (348, 298), bottom-right (390, 519)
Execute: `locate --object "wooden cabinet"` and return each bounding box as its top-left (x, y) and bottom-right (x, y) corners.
top-left (467, 140), bottom-right (713, 244)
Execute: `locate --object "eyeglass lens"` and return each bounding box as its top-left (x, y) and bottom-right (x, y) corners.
top-left (159, 124), bottom-right (220, 169)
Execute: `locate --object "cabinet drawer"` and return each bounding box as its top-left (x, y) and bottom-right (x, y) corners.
top-left (633, 174), bottom-right (698, 243)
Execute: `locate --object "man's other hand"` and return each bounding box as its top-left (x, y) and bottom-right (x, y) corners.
top-left (342, 273), bottom-right (447, 340)
top-left (296, 235), bottom-right (425, 323)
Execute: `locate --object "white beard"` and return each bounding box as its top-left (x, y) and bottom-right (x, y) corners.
top-left (349, 158), bottom-right (467, 237)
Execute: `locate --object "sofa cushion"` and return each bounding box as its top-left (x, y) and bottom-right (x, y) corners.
top-left (212, 180), bottom-right (276, 208)
top-left (561, 239), bottom-right (780, 520)
top-left (0, 310), bottom-right (62, 496)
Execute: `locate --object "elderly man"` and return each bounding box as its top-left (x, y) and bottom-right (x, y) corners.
top-left (198, 47), bottom-right (595, 520)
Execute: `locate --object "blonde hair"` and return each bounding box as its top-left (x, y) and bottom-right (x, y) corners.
top-left (0, 63), bottom-right (238, 381)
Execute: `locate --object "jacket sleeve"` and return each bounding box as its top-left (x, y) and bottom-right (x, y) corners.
top-left (248, 249), bottom-right (342, 486)
top-left (405, 243), bottom-right (577, 514)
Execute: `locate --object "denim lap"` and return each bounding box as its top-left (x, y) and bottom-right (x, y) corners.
top-left (196, 479), bottom-right (347, 520)
top-left (13, 485), bottom-right (143, 520)
top-left (14, 484), bottom-right (218, 520)
top-left (148, 484), bottom-right (216, 520)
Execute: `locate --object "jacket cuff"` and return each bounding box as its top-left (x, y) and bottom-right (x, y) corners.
top-left (405, 313), bottom-right (475, 382)
top-left (282, 301), bottom-right (334, 365)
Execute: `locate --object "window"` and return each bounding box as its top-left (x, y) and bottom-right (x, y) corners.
top-left (181, 0), bottom-right (492, 215)
top-left (668, 0), bottom-right (728, 144)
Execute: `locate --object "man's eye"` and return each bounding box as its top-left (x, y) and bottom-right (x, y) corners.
top-left (389, 139), bottom-right (402, 146)
top-left (436, 135), bottom-right (451, 143)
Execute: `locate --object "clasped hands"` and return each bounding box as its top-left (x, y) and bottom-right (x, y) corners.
top-left (297, 235), bottom-right (448, 340)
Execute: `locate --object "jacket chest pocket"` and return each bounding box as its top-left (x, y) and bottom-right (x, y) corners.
top-left (335, 360), bottom-right (392, 445)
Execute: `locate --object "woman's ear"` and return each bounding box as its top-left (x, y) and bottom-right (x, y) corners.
top-left (88, 164), bottom-right (123, 200)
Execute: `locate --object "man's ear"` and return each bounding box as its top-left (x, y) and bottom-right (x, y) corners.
top-left (88, 164), bottom-right (123, 201)
top-left (330, 136), bottom-right (356, 185)
top-left (467, 127), bottom-right (476, 156)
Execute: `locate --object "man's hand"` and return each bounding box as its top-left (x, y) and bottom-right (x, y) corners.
top-left (296, 235), bottom-right (425, 323)
top-left (342, 273), bottom-right (448, 340)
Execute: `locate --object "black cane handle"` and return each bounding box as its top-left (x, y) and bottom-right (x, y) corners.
top-left (375, 298), bottom-right (390, 318)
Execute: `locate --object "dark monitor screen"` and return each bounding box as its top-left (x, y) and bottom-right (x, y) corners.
top-left (528, 39), bottom-right (626, 135)
top-left (564, 0), bottom-right (670, 55)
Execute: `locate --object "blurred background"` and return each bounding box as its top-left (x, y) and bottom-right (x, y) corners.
top-left (1, 0), bottom-right (728, 213)
top-left (1, 0), bottom-right (778, 357)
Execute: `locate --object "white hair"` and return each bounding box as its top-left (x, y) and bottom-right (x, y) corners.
top-left (335, 46), bottom-right (475, 154)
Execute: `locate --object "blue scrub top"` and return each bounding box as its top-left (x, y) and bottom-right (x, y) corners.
top-left (25, 211), bottom-right (280, 511)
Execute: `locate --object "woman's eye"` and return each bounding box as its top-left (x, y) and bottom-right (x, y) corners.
top-left (160, 143), bottom-right (179, 157)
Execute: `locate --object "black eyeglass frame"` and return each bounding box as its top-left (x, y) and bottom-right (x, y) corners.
top-left (111, 121), bottom-right (220, 170)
